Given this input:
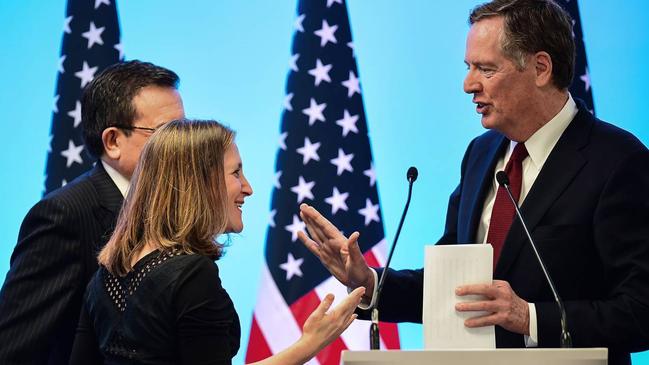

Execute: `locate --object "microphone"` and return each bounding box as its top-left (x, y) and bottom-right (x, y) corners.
top-left (495, 171), bottom-right (572, 348)
top-left (370, 166), bottom-right (418, 349)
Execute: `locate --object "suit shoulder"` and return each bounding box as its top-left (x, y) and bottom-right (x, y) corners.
top-left (590, 118), bottom-right (648, 155)
top-left (39, 169), bottom-right (101, 212)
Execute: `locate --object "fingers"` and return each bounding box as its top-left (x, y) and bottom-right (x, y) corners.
top-left (298, 231), bottom-right (321, 259)
top-left (300, 204), bottom-right (343, 240)
top-left (313, 293), bottom-right (335, 318)
top-left (456, 283), bottom-right (499, 298)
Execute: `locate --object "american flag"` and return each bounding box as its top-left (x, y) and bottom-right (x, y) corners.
top-left (245, 1), bottom-right (400, 364)
top-left (558, 0), bottom-right (595, 113)
top-left (44, 0), bottom-right (122, 195)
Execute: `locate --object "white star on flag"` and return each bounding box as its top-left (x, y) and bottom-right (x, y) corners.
top-left (308, 59), bottom-right (332, 86)
top-left (67, 101), bottom-right (82, 127)
top-left (279, 253), bottom-right (304, 280)
top-left (327, 0), bottom-right (343, 7)
top-left (95, 0), bottom-right (110, 9)
top-left (63, 16), bottom-right (73, 34)
top-left (364, 163), bottom-right (377, 186)
top-left (273, 170), bottom-right (282, 189)
top-left (290, 176), bottom-right (315, 203)
top-left (325, 187), bottom-right (349, 214)
top-left (114, 43), bottom-right (125, 60)
top-left (75, 61), bottom-right (98, 88)
top-left (302, 98), bottom-right (327, 125)
top-left (336, 109), bottom-right (359, 137)
top-left (284, 93), bottom-right (294, 112)
top-left (580, 68), bottom-right (591, 91)
top-left (342, 71), bottom-right (361, 97)
top-left (60, 140), bottom-right (84, 168)
top-left (330, 148), bottom-right (354, 176)
top-left (269, 209), bottom-right (277, 228)
top-left (314, 20), bottom-right (338, 47)
top-left (347, 41), bottom-right (355, 57)
top-left (358, 198), bottom-right (380, 226)
top-left (81, 22), bottom-right (105, 49)
top-left (53, 95), bottom-right (60, 113)
top-left (294, 14), bottom-right (305, 33)
top-left (285, 214), bottom-right (306, 242)
top-left (289, 54), bottom-right (300, 72)
top-left (279, 131), bottom-right (288, 150)
top-left (58, 55), bottom-right (66, 74)
top-left (296, 137), bottom-right (321, 165)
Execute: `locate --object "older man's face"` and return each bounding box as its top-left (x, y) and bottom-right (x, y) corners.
top-left (463, 16), bottom-right (538, 139)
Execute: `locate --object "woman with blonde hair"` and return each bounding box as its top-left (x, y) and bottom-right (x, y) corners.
top-left (70, 119), bottom-right (364, 364)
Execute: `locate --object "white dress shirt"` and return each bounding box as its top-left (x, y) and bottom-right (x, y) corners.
top-left (359, 94), bottom-right (578, 346)
top-left (101, 160), bottom-right (129, 198)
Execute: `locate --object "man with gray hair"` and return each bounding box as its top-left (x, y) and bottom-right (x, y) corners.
top-left (298, 1), bottom-right (649, 364)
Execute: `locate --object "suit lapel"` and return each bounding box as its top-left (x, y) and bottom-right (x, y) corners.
top-left (89, 162), bottom-right (124, 243)
top-left (495, 106), bottom-right (592, 277)
top-left (460, 133), bottom-right (508, 243)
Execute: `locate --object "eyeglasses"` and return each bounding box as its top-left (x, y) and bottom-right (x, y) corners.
top-left (118, 125), bottom-right (158, 134)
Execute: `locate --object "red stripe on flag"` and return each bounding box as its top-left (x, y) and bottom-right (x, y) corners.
top-left (316, 336), bottom-right (347, 365)
top-left (364, 250), bottom-right (380, 268)
top-left (290, 290), bottom-right (321, 327)
top-left (245, 315), bottom-right (273, 363)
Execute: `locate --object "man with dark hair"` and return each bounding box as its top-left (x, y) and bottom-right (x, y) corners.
top-left (0, 60), bottom-right (184, 365)
top-left (298, 1), bottom-right (649, 364)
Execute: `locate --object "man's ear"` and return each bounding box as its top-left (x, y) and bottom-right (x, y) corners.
top-left (102, 127), bottom-right (122, 160)
top-left (534, 51), bottom-right (553, 87)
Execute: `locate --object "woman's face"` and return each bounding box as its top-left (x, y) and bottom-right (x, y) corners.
top-left (223, 143), bottom-right (253, 233)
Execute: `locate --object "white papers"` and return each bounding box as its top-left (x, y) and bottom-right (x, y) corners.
top-left (423, 244), bottom-right (495, 349)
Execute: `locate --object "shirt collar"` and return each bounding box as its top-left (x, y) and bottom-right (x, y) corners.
top-left (510, 93), bottom-right (577, 171)
top-left (101, 160), bottom-right (130, 197)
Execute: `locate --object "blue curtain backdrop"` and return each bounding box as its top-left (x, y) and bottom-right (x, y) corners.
top-left (0, 1), bottom-right (647, 364)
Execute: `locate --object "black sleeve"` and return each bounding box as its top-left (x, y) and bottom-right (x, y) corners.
top-left (69, 301), bottom-right (103, 365)
top-left (174, 257), bottom-right (236, 365)
top-left (0, 198), bottom-right (85, 364)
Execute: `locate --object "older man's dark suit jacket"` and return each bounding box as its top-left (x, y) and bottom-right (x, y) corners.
top-left (374, 103), bottom-right (649, 365)
top-left (0, 163), bottom-right (123, 365)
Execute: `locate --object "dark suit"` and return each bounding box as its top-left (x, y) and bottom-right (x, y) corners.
top-left (375, 102), bottom-right (649, 365)
top-left (0, 163), bottom-right (123, 365)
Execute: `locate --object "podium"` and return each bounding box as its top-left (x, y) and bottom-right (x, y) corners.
top-left (341, 348), bottom-right (608, 365)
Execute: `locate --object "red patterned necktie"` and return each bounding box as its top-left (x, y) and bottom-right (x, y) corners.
top-left (487, 142), bottom-right (529, 266)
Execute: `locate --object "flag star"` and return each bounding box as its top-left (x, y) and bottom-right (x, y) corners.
top-left (580, 68), bottom-right (591, 91)
top-left (325, 187), bottom-right (349, 214)
top-left (302, 98), bottom-right (326, 126)
top-left (67, 101), bottom-right (82, 127)
top-left (279, 253), bottom-right (304, 280)
top-left (63, 16), bottom-right (73, 34)
top-left (114, 42), bottom-right (124, 60)
top-left (347, 41), bottom-right (355, 57)
top-left (336, 109), bottom-right (359, 137)
top-left (358, 198), bottom-right (380, 226)
top-left (269, 209), bottom-right (277, 228)
top-left (291, 176), bottom-right (315, 203)
top-left (75, 61), bottom-right (98, 88)
top-left (47, 135), bottom-right (53, 153)
top-left (364, 163), bottom-right (377, 186)
top-left (330, 148), bottom-right (354, 176)
top-left (53, 94), bottom-right (60, 113)
top-left (296, 137), bottom-right (321, 165)
top-left (308, 59), bottom-right (332, 86)
top-left (58, 55), bottom-right (66, 74)
top-left (95, 0), bottom-right (110, 9)
top-left (294, 14), bottom-right (305, 33)
top-left (327, 0), bottom-right (343, 7)
top-left (284, 93), bottom-right (294, 112)
top-left (274, 170), bottom-right (282, 189)
top-left (81, 22), bottom-right (105, 49)
top-left (60, 140), bottom-right (84, 168)
top-left (314, 20), bottom-right (338, 47)
top-left (285, 214), bottom-right (306, 242)
top-left (289, 53), bottom-right (300, 72)
top-left (62, 179), bottom-right (67, 187)
top-left (278, 131), bottom-right (288, 150)
top-left (342, 71), bottom-right (361, 97)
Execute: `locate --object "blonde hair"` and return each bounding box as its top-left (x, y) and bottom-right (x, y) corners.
top-left (99, 119), bottom-right (235, 276)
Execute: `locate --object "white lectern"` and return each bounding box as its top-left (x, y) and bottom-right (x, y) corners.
top-left (341, 348), bottom-right (607, 365)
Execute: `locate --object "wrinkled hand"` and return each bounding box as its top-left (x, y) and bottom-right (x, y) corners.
top-left (455, 280), bottom-right (530, 335)
top-left (298, 204), bottom-right (374, 293)
top-left (300, 287), bottom-right (365, 357)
